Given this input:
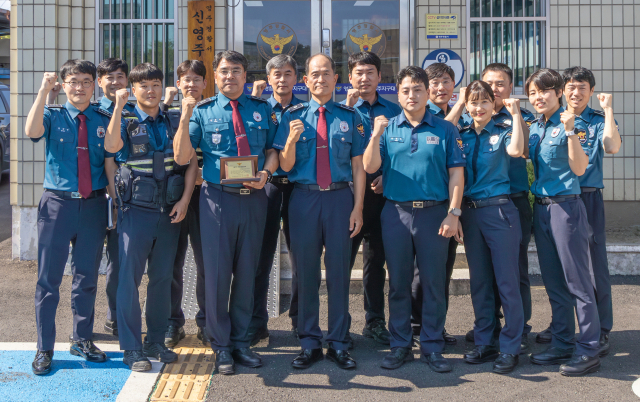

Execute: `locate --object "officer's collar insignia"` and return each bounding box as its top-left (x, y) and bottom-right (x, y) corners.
top-left (589, 126), bottom-right (595, 138)
top-left (340, 121), bottom-right (349, 132)
top-left (576, 129), bottom-right (588, 144)
top-left (196, 97), bottom-right (214, 107)
top-left (525, 120), bottom-right (533, 127)
top-left (337, 103), bottom-right (355, 112)
top-left (356, 123), bottom-right (365, 137)
top-left (271, 111), bottom-right (278, 125)
top-left (592, 109), bottom-right (605, 117)
top-left (253, 111), bottom-right (262, 122)
top-left (551, 127), bottom-right (561, 137)
top-left (456, 137), bottom-right (464, 151)
top-left (489, 135), bottom-right (500, 145)
top-left (287, 103), bottom-right (305, 113)
top-left (97, 126), bottom-right (106, 138)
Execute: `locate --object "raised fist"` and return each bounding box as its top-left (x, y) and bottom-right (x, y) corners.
top-left (288, 119), bottom-right (305, 142)
top-left (372, 115), bottom-right (389, 138)
top-left (503, 98), bottom-right (521, 115)
top-left (597, 93), bottom-right (612, 110)
top-left (345, 88), bottom-right (361, 107)
top-left (41, 72), bottom-right (58, 93)
top-left (560, 110), bottom-right (576, 133)
top-left (164, 87), bottom-right (178, 104)
top-left (114, 88), bottom-right (130, 110)
top-left (251, 80), bottom-right (267, 97)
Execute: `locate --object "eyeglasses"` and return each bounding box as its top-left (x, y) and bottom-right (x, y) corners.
top-left (217, 69), bottom-right (243, 77)
top-left (64, 80), bottom-right (94, 88)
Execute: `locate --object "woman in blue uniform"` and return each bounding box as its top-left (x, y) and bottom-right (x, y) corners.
top-left (458, 80), bottom-right (526, 374)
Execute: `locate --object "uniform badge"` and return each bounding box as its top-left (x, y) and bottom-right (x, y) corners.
top-left (212, 133), bottom-right (221, 144)
top-left (525, 120), bottom-right (533, 127)
top-left (426, 136), bottom-right (440, 145)
top-left (576, 129), bottom-right (588, 145)
top-left (356, 123), bottom-right (365, 137)
top-left (271, 112), bottom-right (278, 125)
top-left (340, 121), bottom-right (349, 132)
top-left (456, 138), bottom-right (464, 151)
top-left (489, 135), bottom-right (499, 145)
top-left (253, 111), bottom-right (262, 122)
top-left (551, 127), bottom-right (561, 137)
top-left (503, 119), bottom-right (512, 126)
top-left (97, 126), bottom-right (106, 138)
top-left (589, 126), bottom-right (595, 138)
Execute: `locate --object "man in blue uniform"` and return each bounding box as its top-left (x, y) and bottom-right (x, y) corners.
top-left (173, 50), bottom-right (279, 375)
top-left (342, 52), bottom-right (401, 346)
top-left (560, 67), bottom-right (621, 355)
top-left (26, 60), bottom-right (114, 375)
top-left (249, 54), bottom-right (304, 343)
top-left (363, 66), bottom-right (465, 372)
top-left (105, 63), bottom-right (199, 372)
top-left (274, 54), bottom-right (367, 370)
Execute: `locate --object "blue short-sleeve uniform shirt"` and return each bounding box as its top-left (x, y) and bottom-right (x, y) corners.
top-left (342, 93), bottom-right (402, 133)
top-left (98, 96), bottom-right (136, 114)
top-left (116, 105), bottom-right (170, 163)
top-left (379, 110), bottom-right (466, 202)
top-left (32, 101), bottom-right (115, 192)
top-left (427, 99), bottom-right (472, 129)
top-left (272, 98), bottom-right (369, 185)
top-left (268, 94), bottom-right (304, 176)
top-left (574, 106), bottom-right (618, 189)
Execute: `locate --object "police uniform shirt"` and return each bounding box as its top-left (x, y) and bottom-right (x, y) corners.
top-left (378, 110), bottom-right (466, 203)
top-left (189, 93), bottom-right (278, 186)
top-left (268, 94), bottom-right (304, 176)
top-left (272, 98), bottom-right (368, 185)
top-left (427, 99), bottom-right (472, 130)
top-left (342, 93), bottom-right (403, 134)
top-left (116, 105), bottom-right (169, 163)
top-left (99, 96), bottom-right (136, 114)
top-left (528, 107), bottom-right (581, 197)
top-left (33, 101), bottom-right (115, 191)
top-left (574, 106), bottom-right (619, 189)
top-left (459, 119), bottom-right (513, 200)
top-left (491, 105), bottom-right (536, 194)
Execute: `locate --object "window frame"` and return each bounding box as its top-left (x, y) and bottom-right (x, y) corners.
top-left (466, 0), bottom-right (550, 97)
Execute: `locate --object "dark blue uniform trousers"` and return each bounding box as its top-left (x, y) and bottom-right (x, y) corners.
top-left (461, 201), bottom-right (524, 354)
top-left (35, 191), bottom-right (107, 351)
top-left (581, 189), bottom-right (612, 333)
top-left (117, 207), bottom-right (180, 350)
top-left (382, 201), bottom-right (449, 354)
top-left (289, 186), bottom-right (353, 350)
top-left (200, 183), bottom-right (267, 351)
top-left (533, 197), bottom-right (600, 357)
top-left (105, 227), bottom-right (119, 321)
top-left (252, 180), bottom-right (294, 332)
top-left (170, 185), bottom-right (206, 328)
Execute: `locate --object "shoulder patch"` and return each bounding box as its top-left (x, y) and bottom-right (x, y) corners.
top-left (336, 103), bottom-right (355, 112)
top-left (196, 97), bottom-right (214, 107)
top-left (248, 95), bottom-right (268, 103)
top-left (592, 109), bottom-right (605, 117)
top-left (94, 107), bottom-right (112, 118)
top-left (45, 104), bottom-right (64, 108)
top-left (287, 103), bottom-right (305, 114)
top-left (356, 123), bottom-right (365, 137)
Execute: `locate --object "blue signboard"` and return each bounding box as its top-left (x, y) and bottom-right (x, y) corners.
top-left (334, 83), bottom-right (397, 95)
top-left (421, 49), bottom-right (465, 88)
top-left (244, 83), bottom-right (309, 95)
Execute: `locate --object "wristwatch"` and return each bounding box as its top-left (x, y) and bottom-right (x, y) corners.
top-left (448, 207), bottom-right (462, 217)
top-left (565, 130), bottom-right (576, 136)
top-left (264, 168), bottom-right (273, 183)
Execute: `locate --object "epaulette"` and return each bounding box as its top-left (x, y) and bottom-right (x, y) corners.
top-left (45, 104), bottom-right (64, 108)
top-left (287, 103), bottom-right (305, 113)
top-left (592, 109), bottom-right (605, 117)
top-left (495, 122), bottom-right (509, 129)
top-left (126, 101), bottom-right (135, 107)
top-left (248, 95), bottom-right (268, 103)
top-left (90, 100), bottom-right (100, 106)
top-left (459, 124), bottom-right (472, 132)
top-left (336, 103), bottom-right (355, 112)
top-left (520, 107), bottom-right (533, 115)
top-left (94, 107), bottom-right (112, 118)
top-left (196, 97), bottom-right (214, 107)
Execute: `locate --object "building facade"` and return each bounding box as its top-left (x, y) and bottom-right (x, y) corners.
top-left (10, 0), bottom-right (640, 259)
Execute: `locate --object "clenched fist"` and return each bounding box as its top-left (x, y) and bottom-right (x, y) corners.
top-left (114, 88), bottom-right (130, 111)
top-left (503, 98), bottom-right (521, 116)
top-left (598, 93), bottom-right (612, 110)
top-left (372, 115), bottom-right (388, 138)
top-left (456, 87), bottom-right (467, 104)
top-left (164, 87), bottom-right (178, 104)
top-left (251, 80), bottom-right (267, 97)
top-left (182, 96), bottom-right (197, 112)
top-left (560, 110), bottom-right (576, 133)
top-left (345, 88), bottom-right (361, 107)
top-left (40, 72), bottom-right (58, 93)
top-left (288, 119), bottom-right (305, 142)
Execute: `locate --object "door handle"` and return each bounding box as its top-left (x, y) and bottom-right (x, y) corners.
top-left (322, 29), bottom-right (331, 56)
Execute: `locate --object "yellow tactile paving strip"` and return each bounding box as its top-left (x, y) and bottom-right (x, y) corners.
top-left (149, 335), bottom-right (214, 402)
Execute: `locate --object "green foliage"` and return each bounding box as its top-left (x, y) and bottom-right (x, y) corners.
top-left (527, 161), bottom-right (535, 210)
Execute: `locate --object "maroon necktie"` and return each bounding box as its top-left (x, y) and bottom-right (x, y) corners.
top-left (76, 114), bottom-right (92, 198)
top-left (316, 106), bottom-right (331, 189)
top-left (229, 100), bottom-right (251, 156)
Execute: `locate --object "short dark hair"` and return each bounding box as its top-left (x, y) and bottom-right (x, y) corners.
top-left (60, 59), bottom-right (96, 81)
top-left (525, 68), bottom-right (564, 106)
top-left (177, 60), bottom-right (207, 80)
top-left (562, 66), bottom-right (596, 89)
top-left (482, 63), bottom-right (513, 84)
top-left (424, 63), bottom-right (455, 83)
top-left (396, 66), bottom-right (428, 89)
top-left (213, 50), bottom-right (248, 72)
top-left (128, 63), bottom-right (164, 85)
top-left (266, 54), bottom-right (298, 75)
top-left (305, 53), bottom-right (336, 75)
top-left (96, 58), bottom-right (129, 78)
top-left (347, 52), bottom-right (381, 74)
top-left (465, 80), bottom-right (495, 103)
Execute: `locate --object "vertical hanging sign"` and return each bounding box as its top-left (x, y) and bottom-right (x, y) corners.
top-left (188, 1), bottom-right (216, 99)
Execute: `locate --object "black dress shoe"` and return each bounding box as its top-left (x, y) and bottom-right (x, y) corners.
top-left (292, 348), bottom-right (323, 369)
top-left (70, 340), bottom-right (107, 362)
top-left (536, 325), bottom-right (552, 344)
top-left (123, 350), bottom-right (152, 372)
top-left (326, 347), bottom-right (356, 370)
top-left (143, 339), bottom-right (178, 363)
top-left (493, 353), bottom-right (519, 374)
top-left (559, 354), bottom-right (601, 376)
top-left (599, 332), bottom-right (610, 357)
top-left (463, 345), bottom-right (500, 364)
top-left (104, 319), bottom-right (118, 336)
top-left (231, 347), bottom-right (263, 368)
top-left (32, 350), bottom-right (53, 375)
top-left (421, 352), bottom-right (452, 373)
top-left (380, 347), bottom-right (414, 370)
top-left (196, 326), bottom-right (208, 346)
top-left (465, 329), bottom-right (474, 342)
top-left (443, 329), bottom-right (457, 346)
top-left (530, 346), bottom-right (574, 365)
top-left (363, 318), bottom-right (391, 345)
top-left (250, 327), bottom-right (270, 347)
top-left (520, 334), bottom-right (531, 355)
top-left (214, 350), bottom-right (235, 375)
top-left (164, 324), bottom-right (186, 348)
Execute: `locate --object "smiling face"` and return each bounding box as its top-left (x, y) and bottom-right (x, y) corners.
top-left (268, 64), bottom-right (297, 97)
top-left (428, 73), bottom-right (454, 106)
top-left (397, 76), bottom-right (429, 113)
top-left (564, 79), bottom-right (594, 111)
top-left (131, 79), bottom-right (163, 109)
top-left (482, 70), bottom-right (513, 110)
top-left (62, 72), bottom-right (95, 106)
top-left (303, 55), bottom-right (337, 99)
top-left (177, 70), bottom-right (207, 99)
top-left (215, 58), bottom-right (246, 99)
top-left (466, 94), bottom-right (494, 126)
top-left (528, 84), bottom-right (562, 115)
top-left (349, 63), bottom-right (381, 98)
top-left (97, 68), bottom-right (128, 100)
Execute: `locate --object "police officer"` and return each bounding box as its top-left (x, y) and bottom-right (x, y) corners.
top-left (458, 81), bottom-right (525, 374)
top-left (526, 68), bottom-right (602, 376)
top-left (164, 60), bottom-right (208, 348)
top-left (105, 63), bottom-right (199, 372)
top-left (173, 50), bottom-right (279, 375)
top-left (249, 54), bottom-right (304, 343)
top-left (273, 54), bottom-right (367, 370)
top-left (363, 66), bottom-right (465, 372)
top-left (26, 60), bottom-right (113, 375)
top-left (342, 51), bottom-right (401, 346)
top-left (559, 67), bottom-right (621, 355)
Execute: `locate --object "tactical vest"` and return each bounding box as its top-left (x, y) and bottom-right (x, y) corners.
top-left (115, 111), bottom-right (187, 211)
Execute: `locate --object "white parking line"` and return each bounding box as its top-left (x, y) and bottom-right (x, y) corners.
top-left (632, 378), bottom-right (640, 398)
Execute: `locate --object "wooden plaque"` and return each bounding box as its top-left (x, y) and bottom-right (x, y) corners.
top-left (220, 156), bottom-right (260, 184)
top-left (188, 1), bottom-right (216, 99)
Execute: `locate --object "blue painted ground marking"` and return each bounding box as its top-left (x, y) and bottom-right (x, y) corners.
top-left (0, 350), bottom-right (130, 402)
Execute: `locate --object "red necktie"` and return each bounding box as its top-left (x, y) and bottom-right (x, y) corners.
top-left (316, 106), bottom-right (331, 189)
top-left (230, 100), bottom-right (251, 156)
top-left (76, 114), bottom-right (92, 198)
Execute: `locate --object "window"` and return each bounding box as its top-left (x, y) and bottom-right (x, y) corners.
top-left (97, 0), bottom-right (176, 87)
top-left (467, 0), bottom-right (548, 93)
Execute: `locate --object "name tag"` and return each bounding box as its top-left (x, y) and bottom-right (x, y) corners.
top-left (426, 136), bottom-right (440, 145)
top-left (390, 137), bottom-right (404, 142)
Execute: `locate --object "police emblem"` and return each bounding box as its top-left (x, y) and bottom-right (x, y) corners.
top-left (271, 112), bottom-right (278, 125)
top-left (253, 111), bottom-right (262, 122)
top-left (257, 23), bottom-right (298, 61)
top-left (345, 23), bottom-right (386, 56)
top-left (576, 129), bottom-right (588, 145)
top-left (212, 133), bottom-right (221, 144)
top-left (356, 123), bottom-right (365, 137)
top-left (340, 121), bottom-right (349, 132)
top-left (456, 137), bottom-right (464, 151)
top-left (489, 135), bottom-right (499, 145)
top-left (525, 120), bottom-right (533, 127)
top-left (589, 126), bottom-right (595, 138)
top-left (97, 126), bottom-right (106, 138)
top-left (551, 127), bottom-right (561, 137)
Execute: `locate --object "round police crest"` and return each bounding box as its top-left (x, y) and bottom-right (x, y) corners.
top-left (97, 126), bottom-right (106, 138)
top-left (340, 121), bottom-right (349, 132)
top-left (253, 111), bottom-right (262, 122)
top-left (345, 23), bottom-right (386, 56)
top-left (257, 23), bottom-right (298, 61)
top-left (489, 135), bottom-right (499, 145)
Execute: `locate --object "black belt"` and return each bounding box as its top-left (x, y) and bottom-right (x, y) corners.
top-left (465, 195), bottom-right (510, 209)
top-left (581, 187), bottom-right (600, 193)
top-left (272, 176), bottom-right (291, 184)
top-left (510, 191), bottom-right (528, 199)
top-left (46, 188), bottom-right (106, 199)
top-left (206, 182), bottom-right (256, 195)
top-left (394, 200), bottom-right (446, 209)
top-left (535, 194), bottom-right (580, 205)
top-left (294, 182), bottom-right (349, 191)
